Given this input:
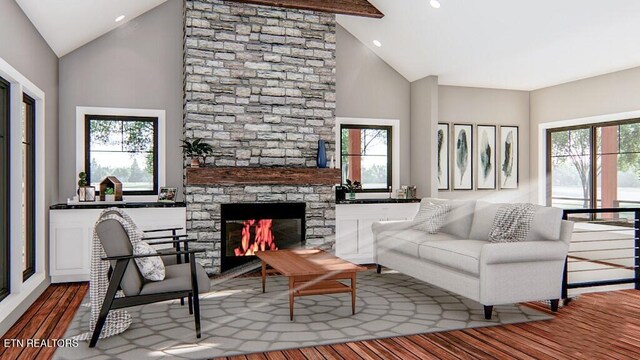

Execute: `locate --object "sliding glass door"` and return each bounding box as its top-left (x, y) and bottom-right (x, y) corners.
top-left (548, 119), bottom-right (640, 211)
top-left (0, 77), bottom-right (10, 300)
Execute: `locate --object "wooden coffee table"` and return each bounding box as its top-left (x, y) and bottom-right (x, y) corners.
top-left (255, 249), bottom-right (367, 321)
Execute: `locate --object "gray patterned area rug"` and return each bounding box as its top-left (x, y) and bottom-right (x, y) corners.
top-left (55, 270), bottom-right (551, 359)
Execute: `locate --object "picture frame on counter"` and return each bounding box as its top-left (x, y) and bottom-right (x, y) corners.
top-left (78, 186), bottom-right (96, 202)
top-left (158, 187), bottom-right (177, 202)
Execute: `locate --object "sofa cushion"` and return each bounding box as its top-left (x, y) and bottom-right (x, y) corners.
top-left (377, 230), bottom-right (459, 258)
top-left (418, 239), bottom-right (487, 275)
top-left (424, 198), bottom-right (476, 238)
top-left (470, 202), bottom-right (564, 241)
top-left (413, 199), bottom-right (451, 233)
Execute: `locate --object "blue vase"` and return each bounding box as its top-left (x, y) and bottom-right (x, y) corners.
top-left (317, 140), bottom-right (327, 168)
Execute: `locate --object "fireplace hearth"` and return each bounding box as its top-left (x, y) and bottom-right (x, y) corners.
top-left (221, 202), bottom-right (306, 272)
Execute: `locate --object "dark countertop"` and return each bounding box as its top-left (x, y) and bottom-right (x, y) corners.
top-left (50, 202), bottom-right (186, 210)
top-left (336, 198), bottom-right (421, 204)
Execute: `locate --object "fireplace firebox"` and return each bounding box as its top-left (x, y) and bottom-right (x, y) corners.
top-left (220, 202), bottom-right (305, 272)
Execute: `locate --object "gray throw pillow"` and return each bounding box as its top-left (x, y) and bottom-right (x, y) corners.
top-left (413, 200), bottom-right (451, 234)
top-left (133, 241), bottom-right (166, 281)
top-left (488, 203), bottom-right (537, 243)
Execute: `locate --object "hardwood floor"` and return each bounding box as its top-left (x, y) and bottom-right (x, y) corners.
top-left (1, 282), bottom-right (639, 360)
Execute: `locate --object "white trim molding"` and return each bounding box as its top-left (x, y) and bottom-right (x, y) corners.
top-left (0, 56), bottom-right (48, 334)
top-left (75, 106), bottom-right (166, 202)
top-left (335, 117), bottom-right (401, 198)
top-left (537, 109), bottom-right (640, 205)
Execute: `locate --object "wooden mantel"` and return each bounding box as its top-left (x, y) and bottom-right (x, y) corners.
top-left (226, 0), bottom-right (384, 18)
top-left (187, 167), bottom-right (341, 186)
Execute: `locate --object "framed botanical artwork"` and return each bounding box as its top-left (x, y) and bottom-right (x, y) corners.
top-left (476, 125), bottom-right (496, 190)
top-left (499, 126), bottom-right (519, 189)
top-left (452, 124), bottom-right (473, 190)
top-left (158, 187), bottom-right (177, 202)
top-left (437, 123), bottom-right (449, 190)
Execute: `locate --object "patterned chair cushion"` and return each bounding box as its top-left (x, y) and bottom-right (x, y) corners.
top-left (133, 241), bottom-right (166, 281)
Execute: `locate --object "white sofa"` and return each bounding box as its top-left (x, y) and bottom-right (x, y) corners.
top-left (372, 199), bottom-right (574, 319)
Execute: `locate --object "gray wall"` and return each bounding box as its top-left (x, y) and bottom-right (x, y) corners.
top-left (0, 0), bottom-right (58, 336)
top-left (530, 66), bottom-right (640, 203)
top-left (58, 0), bottom-right (183, 201)
top-left (410, 76), bottom-right (439, 198)
top-left (438, 85), bottom-right (531, 202)
top-left (336, 25), bottom-right (411, 186)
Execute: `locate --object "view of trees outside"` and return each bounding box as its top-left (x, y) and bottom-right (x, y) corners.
top-left (88, 119), bottom-right (155, 191)
top-left (550, 122), bottom-right (640, 209)
top-left (341, 127), bottom-right (389, 189)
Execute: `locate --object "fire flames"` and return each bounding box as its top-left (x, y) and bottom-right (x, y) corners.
top-left (234, 219), bottom-right (278, 256)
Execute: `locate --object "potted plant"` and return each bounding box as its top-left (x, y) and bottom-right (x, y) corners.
top-left (104, 187), bottom-right (115, 202)
top-left (345, 179), bottom-right (362, 200)
top-left (181, 138), bottom-right (213, 167)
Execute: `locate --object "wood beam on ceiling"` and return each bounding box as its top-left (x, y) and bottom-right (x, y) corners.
top-left (226, 0), bottom-right (384, 18)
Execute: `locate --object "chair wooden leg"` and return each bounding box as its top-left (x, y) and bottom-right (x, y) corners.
top-left (484, 305), bottom-right (493, 320)
top-left (188, 295), bottom-right (193, 315)
top-left (90, 259), bottom-right (129, 348)
top-left (550, 299), bottom-right (560, 312)
top-left (376, 264), bottom-right (382, 274)
top-left (181, 298), bottom-right (185, 306)
top-left (189, 254), bottom-right (201, 338)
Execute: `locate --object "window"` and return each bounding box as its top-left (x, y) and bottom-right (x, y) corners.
top-left (340, 125), bottom-right (392, 191)
top-left (85, 115), bottom-right (158, 195)
top-left (22, 94), bottom-right (35, 281)
top-left (0, 76), bottom-right (10, 300)
top-left (547, 119), bottom-right (640, 211)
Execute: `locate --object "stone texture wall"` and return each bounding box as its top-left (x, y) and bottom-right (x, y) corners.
top-left (184, 0), bottom-right (337, 274)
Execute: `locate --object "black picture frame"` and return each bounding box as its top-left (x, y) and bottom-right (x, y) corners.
top-left (452, 124), bottom-right (473, 190)
top-left (499, 125), bottom-right (519, 189)
top-left (476, 125), bottom-right (497, 190)
top-left (437, 123), bottom-right (449, 191)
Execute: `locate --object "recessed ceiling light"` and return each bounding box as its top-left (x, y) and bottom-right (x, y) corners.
top-left (430, 0), bottom-right (441, 9)
top-left (115, 15), bottom-right (125, 22)
top-left (373, 40), bottom-right (382, 47)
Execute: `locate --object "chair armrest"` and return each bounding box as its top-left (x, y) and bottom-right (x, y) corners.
top-left (481, 241), bottom-right (568, 265)
top-left (143, 234), bottom-right (188, 241)
top-left (102, 249), bottom-right (205, 261)
top-left (145, 238), bottom-right (197, 246)
top-left (143, 227), bottom-right (183, 233)
top-left (372, 220), bottom-right (416, 235)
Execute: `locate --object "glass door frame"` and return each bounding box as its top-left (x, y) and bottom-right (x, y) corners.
top-left (546, 118), bottom-right (640, 209)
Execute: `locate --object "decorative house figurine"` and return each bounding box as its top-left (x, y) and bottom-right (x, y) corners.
top-left (99, 176), bottom-right (123, 201)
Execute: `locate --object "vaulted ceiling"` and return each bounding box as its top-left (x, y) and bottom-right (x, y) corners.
top-left (15, 0), bottom-right (640, 90)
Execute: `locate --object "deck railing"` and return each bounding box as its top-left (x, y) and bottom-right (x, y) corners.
top-left (562, 208), bottom-right (640, 301)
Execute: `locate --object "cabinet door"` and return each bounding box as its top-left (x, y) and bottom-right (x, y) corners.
top-left (386, 203), bottom-right (420, 221)
top-left (50, 222), bottom-right (90, 279)
top-left (356, 217), bottom-right (378, 263)
top-left (336, 218), bottom-right (358, 258)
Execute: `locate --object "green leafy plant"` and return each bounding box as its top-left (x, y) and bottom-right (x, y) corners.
top-left (77, 172), bottom-right (88, 187)
top-left (104, 188), bottom-right (115, 195)
top-left (181, 138), bottom-right (213, 167)
top-left (344, 179), bottom-right (362, 192)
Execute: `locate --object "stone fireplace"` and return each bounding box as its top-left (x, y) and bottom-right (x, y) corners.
top-left (183, 0), bottom-right (338, 274)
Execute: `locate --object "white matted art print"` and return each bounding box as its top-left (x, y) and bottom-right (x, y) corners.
top-left (437, 123), bottom-right (449, 190)
top-left (499, 126), bottom-right (518, 189)
top-left (452, 124), bottom-right (473, 190)
top-left (476, 125), bottom-right (496, 190)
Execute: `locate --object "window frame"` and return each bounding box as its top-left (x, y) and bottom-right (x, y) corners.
top-left (339, 124), bottom-right (393, 192)
top-left (0, 76), bottom-right (10, 301)
top-left (84, 114), bottom-right (159, 196)
top-left (546, 117), bottom-right (640, 209)
top-left (22, 94), bottom-right (35, 281)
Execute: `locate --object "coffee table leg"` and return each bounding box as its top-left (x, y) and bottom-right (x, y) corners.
top-left (289, 277), bottom-right (295, 321)
top-left (261, 260), bottom-right (266, 293)
top-left (351, 273), bottom-right (356, 315)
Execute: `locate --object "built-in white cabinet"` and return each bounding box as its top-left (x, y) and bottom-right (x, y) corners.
top-left (335, 202), bottom-right (419, 264)
top-left (49, 205), bottom-right (186, 283)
